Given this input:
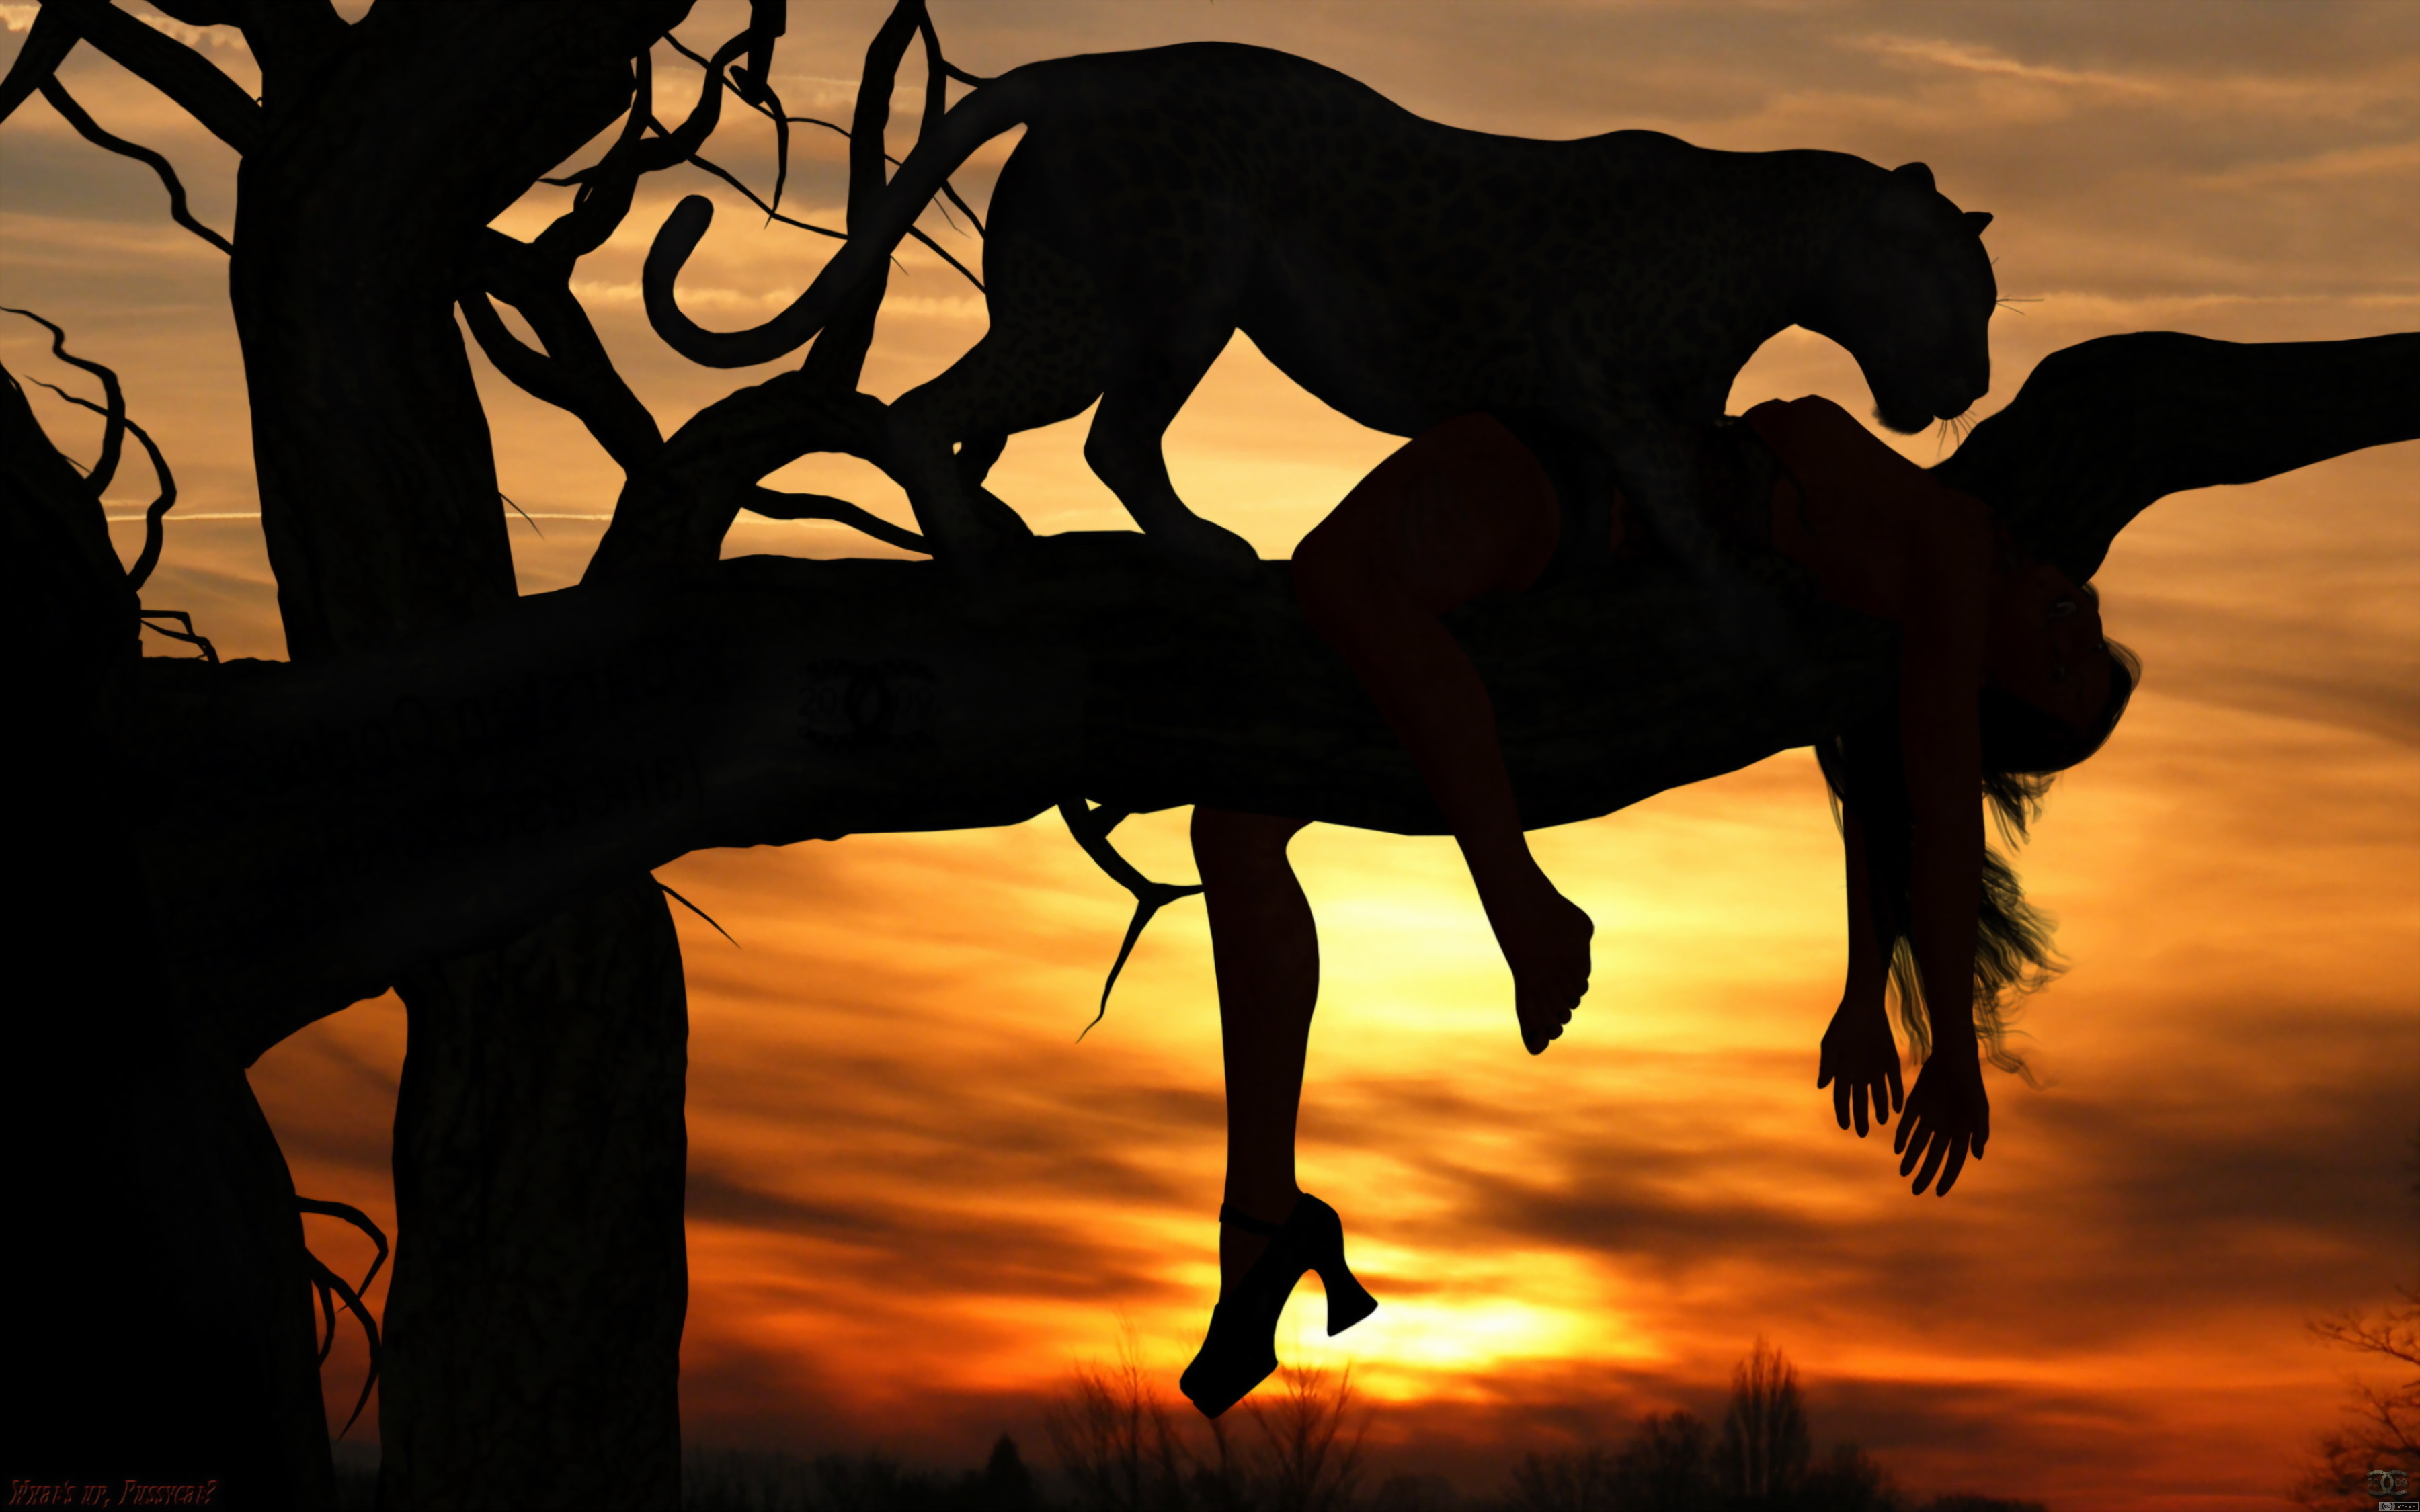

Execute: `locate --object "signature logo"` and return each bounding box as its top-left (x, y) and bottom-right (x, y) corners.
top-left (2371, 1468), bottom-right (2411, 1497)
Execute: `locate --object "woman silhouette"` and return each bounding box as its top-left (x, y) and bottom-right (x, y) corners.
top-left (1177, 397), bottom-right (2137, 1418)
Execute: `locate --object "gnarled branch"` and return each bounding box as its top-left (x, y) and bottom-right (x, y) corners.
top-left (467, 233), bottom-right (666, 474)
top-left (37, 77), bottom-right (233, 254)
top-left (5, 304), bottom-right (124, 495)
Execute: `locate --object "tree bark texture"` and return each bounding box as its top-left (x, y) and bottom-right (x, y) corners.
top-left (222, 6), bottom-right (694, 1505)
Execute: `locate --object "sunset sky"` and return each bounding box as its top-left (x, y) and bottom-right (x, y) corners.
top-left (3, 2), bottom-right (2416, 1507)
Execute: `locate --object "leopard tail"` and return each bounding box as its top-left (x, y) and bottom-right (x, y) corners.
top-left (641, 66), bottom-right (1051, 369)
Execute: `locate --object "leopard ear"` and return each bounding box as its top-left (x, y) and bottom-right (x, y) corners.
top-left (1892, 161), bottom-right (1936, 192)
top-left (1965, 210), bottom-right (1994, 235)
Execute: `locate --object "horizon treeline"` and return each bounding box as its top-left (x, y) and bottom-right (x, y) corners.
top-left (327, 1338), bottom-right (2050, 1511)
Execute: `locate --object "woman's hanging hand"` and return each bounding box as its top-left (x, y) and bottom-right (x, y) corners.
top-left (1817, 997), bottom-right (1904, 1137)
top-left (1894, 1046), bottom-right (1990, 1195)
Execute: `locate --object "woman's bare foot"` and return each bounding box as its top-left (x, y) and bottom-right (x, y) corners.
top-left (1481, 873), bottom-right (1595, 1054)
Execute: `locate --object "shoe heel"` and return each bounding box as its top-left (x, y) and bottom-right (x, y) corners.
top-left (1319, 1261), bottom-right (1378, 1336)
top-left (1294, 1195), bottom-right (1377, 1336)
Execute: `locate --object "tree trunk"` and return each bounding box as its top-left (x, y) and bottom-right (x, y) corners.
top-left (2, 342), bottom-right (333, 1507)
top-left (225, 6), bottom-right (692, 1505)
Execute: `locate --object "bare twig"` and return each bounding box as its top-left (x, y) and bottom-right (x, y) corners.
top-left (23, 374), bottom-right (178, 590)
top-left (784, 114), bottom-right (987, 239)
top-left (657, 880), bottom-right (738, 947)
top-left (741, 485), bottom-right (928, 553)
top-left (664, 30), bottom-right (794, 216)
top-left (499, 492), bottom-right (543, 538)
top-left (296, 1195), bottom-right (387, 1438)
top-left (37, 78), bottom-right (233, 255)
top-left (4, 305), bottom-right (124, 497)
top-left (651, 129), bottom-right (843, 241)
top-left (661, 127), bottom-right (982, 290)
top-left (138, 609), bottom-right (218, 663)
top-left (1057, 800), bottom-right (1205, 1036)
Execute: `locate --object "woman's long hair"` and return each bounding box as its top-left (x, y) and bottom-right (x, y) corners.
top-left (1815, 641), bottom-right (2141, 1080)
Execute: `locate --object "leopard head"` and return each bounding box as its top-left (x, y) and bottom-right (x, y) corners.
top-left (1805, 162), bottom-right (1998, 435)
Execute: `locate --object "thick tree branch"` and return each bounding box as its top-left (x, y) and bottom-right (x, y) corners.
top-left (586, 370), bottom-right (893, 579)
top-left (629, 27), bottom-right (751, 175)
top-left (41, 0), bottom-right (262, 155)
top-left (528, 52), bottom-right (657, 264)
top-left (104, 331), bottom-right (2419, 1062)
top-left (468, 232), bottom-right (666, 473)
top-left (1935, 331), bottom-right (2419, 582)
top-left (149, 0), bottom-right (348, 87)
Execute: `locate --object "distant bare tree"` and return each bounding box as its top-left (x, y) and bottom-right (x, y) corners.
top-left (1234, 1365), bottom-right (1368, 1512)
top-left (2292, 1126), bottom-right (2420, 1509)
top-left (1047, 1331), bottom-right (1198, 1512)
top-left (1718, 1337), bottom-right (1812, 1504)
top-left (1043, 1341), bottom-right (1366, 1512)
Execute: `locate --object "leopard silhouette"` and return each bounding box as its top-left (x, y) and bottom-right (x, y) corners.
top-left (646, 42), bottom-right (1997, 581)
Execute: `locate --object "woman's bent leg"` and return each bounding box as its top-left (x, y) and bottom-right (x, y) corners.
top-left (1291, 425), bottom-right (1593, 1053)
top-left (1191, 806), bottom-right (1316, 1299)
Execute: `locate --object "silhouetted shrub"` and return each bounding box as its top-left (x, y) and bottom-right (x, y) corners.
top-left (1507, 1446), bottom-right (1619, 1512)
top-left (1614, 1411), bottom-right (1718, 1511)
top-left (1794, 1445), bottom-right (1902, 1512)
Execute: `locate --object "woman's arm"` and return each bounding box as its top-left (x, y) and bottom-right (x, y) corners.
top-left (1889, 511), bottom-right (1994, 1195)
top-left (1818, 809), bottom-right (1902, 1136)
top-left (1744, 394), bottom-right (1993, 1190)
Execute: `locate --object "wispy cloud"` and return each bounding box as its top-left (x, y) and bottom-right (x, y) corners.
top-left (1857, 34), bottom-right (2165, 96)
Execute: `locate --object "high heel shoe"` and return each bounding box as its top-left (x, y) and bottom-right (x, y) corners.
top-left (1179, 1193), bottom-right (1379, 1419)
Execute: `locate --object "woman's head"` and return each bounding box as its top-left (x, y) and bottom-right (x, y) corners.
top-left (1982, 562), bottom-right (2128, 739)
top-left (1976, 572), bottom-right (2138, 876)
top-left (1980, 636), bottom-right (2140, 778)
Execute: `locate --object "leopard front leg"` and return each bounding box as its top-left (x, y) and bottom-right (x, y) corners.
top-left (1083, 349), bottom-right (1262, 573)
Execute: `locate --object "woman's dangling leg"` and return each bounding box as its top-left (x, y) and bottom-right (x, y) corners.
top-left (1191, 806), bottom-right (1317, 1297)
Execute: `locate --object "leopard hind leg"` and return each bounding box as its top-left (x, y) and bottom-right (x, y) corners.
top-left (884, 235), bottom-right (1115, 558)
top-left (882, 335), bottom-right (1081, 558)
